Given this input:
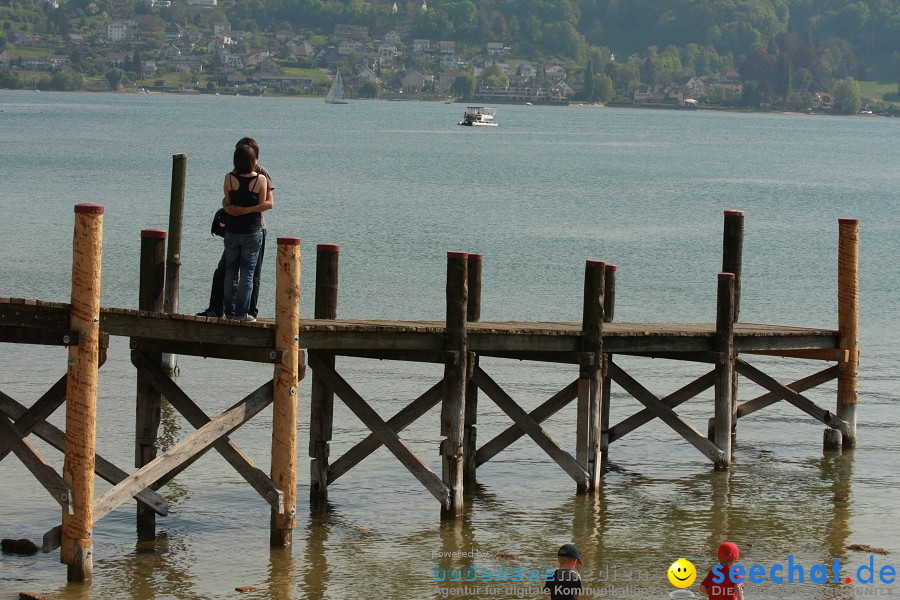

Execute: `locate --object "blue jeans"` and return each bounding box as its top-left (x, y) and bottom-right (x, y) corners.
top-left (223, 230), bottom-right (263, 318)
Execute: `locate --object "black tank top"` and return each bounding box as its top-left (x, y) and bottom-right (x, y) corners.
top-left (225, 173), bottom-right (262, 234)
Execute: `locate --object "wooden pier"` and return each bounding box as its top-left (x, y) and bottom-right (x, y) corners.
top-left (0, 204), bottom-right (859, 583)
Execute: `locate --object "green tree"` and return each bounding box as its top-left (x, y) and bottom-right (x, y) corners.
top-left (583, 58), bottom-right (595, 101)
top-left (775, 53), bottom-right (792, 108)
top-left (105, 68), bottom-right (124, 90)
top-left (832, 77), bottom-right (861, 114)
top-left (595, 73), bottom-right (614, 102)
top-left (450, 72), bottom-right (475, 101)
top-left (358, 80), bottom-right (380, 98)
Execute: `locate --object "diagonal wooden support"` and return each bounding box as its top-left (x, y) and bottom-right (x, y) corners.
top-left (0, 394), bottom-right (169, 517)
top-left (735, 360), bottom-right (849, 435)
top-left (132, 351), bottom-right (285, 513)
top-left (43, 381), bottom-right (273, 553)
top-left (0, 374), bottom-right (67, 462)
top-left (0, 412), bottom-right (73, 514)
top-left (473, 367), bottom-right (589, 487)
top-left (607, 370), bottom-right (716, 443)
top-left (737, 365), bottom-right (839, 418)
top-left (308, 353), bottom-right (451, 507)
top-left (475, 379), bottom-right (579, 467)
top-left (329, 380), bottom-right (443, 484)
top-left (608, 362), bottom-right (725, 466)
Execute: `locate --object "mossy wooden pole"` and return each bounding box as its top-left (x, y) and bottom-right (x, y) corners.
top-left (722, 210), bottom-right (744, 450)
top-left (271, 237), bottom-right (301, 547)
top-left (441, 251), bottom-right (467, 518)
top-left (463, 253), bottom-right (482, 485)
top-left (578, 260), bottom-right (604, 492)
top-left (826, 218), bottom-right (859, 450)
top-left (136, 229), bottom-right (166, 540)
top-left (61, 203), bottom-right (104, 581)
top-left (599, 263), bottom-right (616, 475)
top-left (714, 273), bottom-right (735, 469)
top-left (310, 243), bottom-right (339, 503)
top-left (163, 153), bottom-right (186, 377)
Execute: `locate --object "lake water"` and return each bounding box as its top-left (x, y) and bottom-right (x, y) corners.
top-left (0, 91), bottom-right (898, 599)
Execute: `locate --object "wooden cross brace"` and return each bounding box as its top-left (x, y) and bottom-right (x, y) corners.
top-left (472, 367), bottom-right (589, 488)
top-left (307, 353), bottom-right (451, 509)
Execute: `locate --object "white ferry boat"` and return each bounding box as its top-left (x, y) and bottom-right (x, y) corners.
top-left (458, 106), bottom-right (498, 126)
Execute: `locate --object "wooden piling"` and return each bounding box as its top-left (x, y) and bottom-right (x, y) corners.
top-left (599, 264), bottom-right (616, 474)
top-left (827, 218), bottom-right (859, 450)
top-left (463, 253), bottom-right (482, 485)
top-left (309, 244), bottom-right (339, 502)
top-left (714, 273), bottom-right (735, 469)
top-left (578, 260), bottom-right (604, 492)
top-left (61, 204), bottom-right (104, 581)
top-left (135, 229), bottom-right (166, 539)
top-left (163, 153), bottom-right (186, 376)
top-left (270, 237), bottom-right (301, 547)
top-left (722, 210), bottom-right (744, 449)
top-left (441, 252), bottom-right (467, 517)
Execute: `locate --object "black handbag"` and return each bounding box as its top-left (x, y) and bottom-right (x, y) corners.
top-left (211, 208), bottom-right (227, 237)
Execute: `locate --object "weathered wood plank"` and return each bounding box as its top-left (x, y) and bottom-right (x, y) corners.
top-left (615, 351), bottom-right (720, 363)
top-left (132, 351), bottom-right (284, 512)
top-left (328, 381), bottom-right (443, 484)
top-left (0, 325), bottom-right (81, 347)
top-left (608, 362), bottom-right (725, 465)
top-left (473, 367), bottom-right (589, 487)
top-left (308, 354), bottom-right (450, 508)
top-left (736, 365), bottom-right (839, 418)
top-left (740, 349), bottom-right (849, 361)
top-left (130, 338), bottom-right (283, 363)
top-left (441, 252), bottom-right (468, 517)
top-left (0, 413), bottom-right (73, 514)
top-left (0, 394), bottom-right (169, 520)
top-left (714, 274), bottom-right (736, 468)
top-left (735, 360), bottom-right (849, 434)
top-left (475, 380), bottom-right (579, 466)
top-left (0, 375), bottom-right (67, 462)
top-left (607, 370), bottom-right (716, 443)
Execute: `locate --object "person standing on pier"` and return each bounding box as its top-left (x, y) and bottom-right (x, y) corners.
top-left (197, 137), bottom-right (275, 319)
top-left (222, 144), bottom-right (269, 322)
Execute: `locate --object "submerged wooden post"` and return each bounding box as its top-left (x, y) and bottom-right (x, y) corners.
top-left (826, 218), bottom-right (859, 450)
top-left (578, 260), bottom-right (604, 492)
top-left (271, 237), bottom-right (301, 547)
top-left (722, 210), bottom-right (744, 449)
top-left (714, 273), bottom-right (735, 469)
top-left (309, 243), bottom-right (339, 503)
top-left (463, 253), bottom-right (482, 485)
top-left (599, 264), bottom-right (616, 474)
top-left (441, 252), bottom-right (468, 517)
top-left (61, 203), bottom-right (104, 581)
top-left (163, 153), bottom-right (186, 376)
top-left (135, 228), bottom-right (166, 539)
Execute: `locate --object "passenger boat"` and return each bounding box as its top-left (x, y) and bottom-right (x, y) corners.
top-left (458, 106), bottom-right (498, 126)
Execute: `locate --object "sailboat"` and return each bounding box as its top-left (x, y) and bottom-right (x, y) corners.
top-left (325, 70), bottom-right (349, 104)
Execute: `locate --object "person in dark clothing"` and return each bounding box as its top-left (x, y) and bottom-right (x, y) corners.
top-left (544, 543), bottom-right (583, 600)
top-left (198, 137), bottom-right (274, 318)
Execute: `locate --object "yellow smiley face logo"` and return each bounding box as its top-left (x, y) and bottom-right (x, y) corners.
top-left (667, 558), bottom-right (697, 588)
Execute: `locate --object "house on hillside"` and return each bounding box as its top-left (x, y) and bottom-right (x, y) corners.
top-left (413, 39), bottom-right (431, 53)
top-left (384, 31), bottom-right (401, 45)
top-left (288, 40), bottom-right (314, 57)
top-left (438, 70), bottom-right (458, 93)
top-left (486, 42), bottom-right (504, 56)
top-left (354, 66), bottom-right (379, 83)
top-left (439, 41), bottom-right (455, 54)
top-left (401, 68), bottom-right (433, 91)
top-left (633, 83), bottom-right (684, 105)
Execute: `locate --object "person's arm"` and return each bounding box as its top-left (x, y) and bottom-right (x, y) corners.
top-left (699, 583), bottom-right (709, 597)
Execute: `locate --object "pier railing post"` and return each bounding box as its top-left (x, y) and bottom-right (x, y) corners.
top-left (441, 252), bottom-right (468, 518)
top-left (271, 237), bottom-right (301, 547)
top-left (163, 153), bottom-right (186, 377)
top-left (61, 203), bottom-right (104, 581)
top-left (463, 253), bottom-right (482, 486)
top-left (722, 210), bottom-right (743, 449)
top-left (826, 218), bottom-right (859, 450)
top-left (599, 264), bottom-right (616, 475)
top-left (579, 260), bottom-right (604, 492)
top-left (714, 273), bottom-right (735, 469)
top-left (310, 243), bottom-right (339, 503)
top-left (136, 228), bottom-right (166, 539)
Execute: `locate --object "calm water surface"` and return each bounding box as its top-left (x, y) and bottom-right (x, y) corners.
top-left (0, 91), bottom-right (898, 599)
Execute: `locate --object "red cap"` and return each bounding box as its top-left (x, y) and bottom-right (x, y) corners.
top-left (468, 253), bottom-right (483, 262)
top-left (317, 243), bottom-right (340, 253)
top-left (141, 228), bottom-right (167, 239)
top-left (838, 218), bottom-right (859, 225)
top-left (586, 260), bottom-right (606, 268)
top-left (724, 210), bottom-right (744, 217)
top-left (447, 251), bottom-right (468, 259)
top-left (74, 203), bottom-right (104, 214)
top-left (719, 272), bottom-right (735, 281)
top-left (718, 542), bottom-right (739, 560)
top-left (277, 237), bottom-right (301, 246)
top-left (605, 264), bottom-right (617, 272)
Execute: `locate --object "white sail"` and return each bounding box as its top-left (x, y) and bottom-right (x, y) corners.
top-left (325, 71), bottom-right (349, 104)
